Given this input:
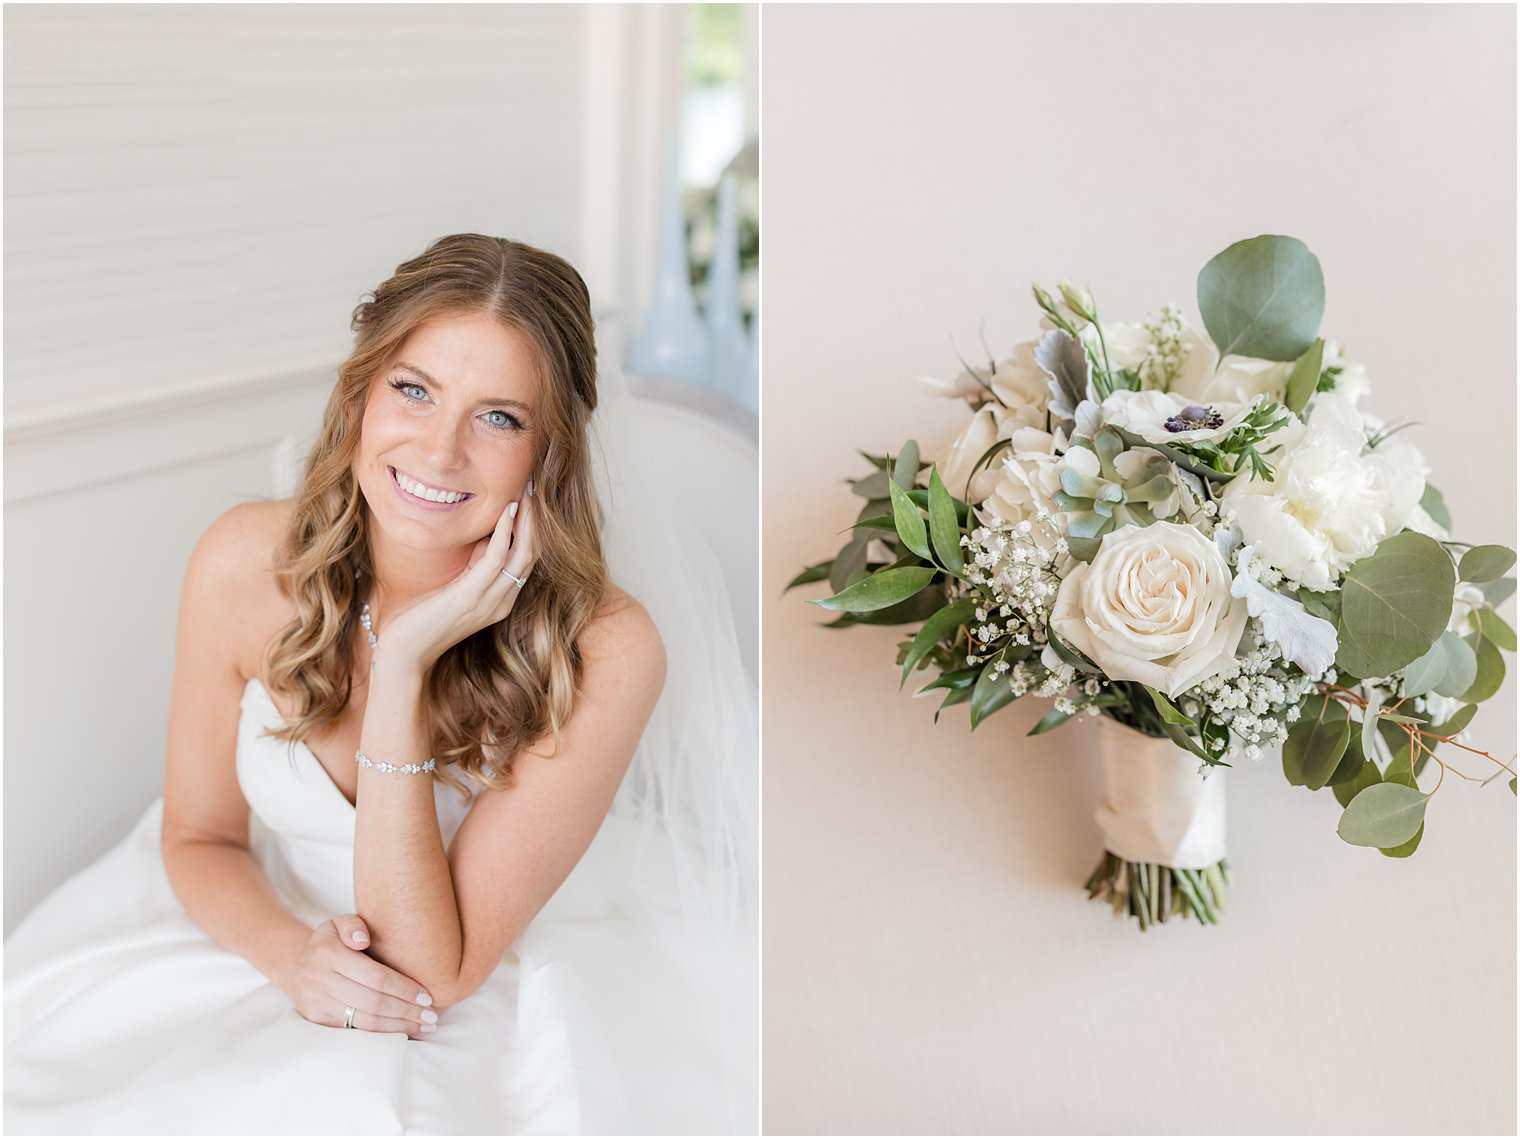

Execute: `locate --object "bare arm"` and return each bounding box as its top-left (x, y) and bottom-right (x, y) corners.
top-left (160, 504), bottom-right (311, 991)
top-left (161, 504), bottom-right (434, 1035)
top-left (353, 591), bottom-right (665, 1009)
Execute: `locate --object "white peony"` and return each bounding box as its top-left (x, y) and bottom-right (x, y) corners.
top-left (1049, 522), bottom-right (1249, 698)
top-left (1221, 392), bottom-right (1427, 591)
top-left (1100, 389), bottom-right (1254, 446)
top-left (936, 345), bottom-right (1052, 504)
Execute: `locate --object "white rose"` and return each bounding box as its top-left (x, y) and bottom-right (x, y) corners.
top-left (1221, 392), bottom-right (1427, 590)
top-left (1100, 389), bottom-right (1254, 446)
top-left (1050, 522), bottom-right (1249, 698)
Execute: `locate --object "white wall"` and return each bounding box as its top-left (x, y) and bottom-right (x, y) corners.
top-left (762, 5), bottom-right (1515, 1134)
top-left (2, 4), bottom-right (696, 932)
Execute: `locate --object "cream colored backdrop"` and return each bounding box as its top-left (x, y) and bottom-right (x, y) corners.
top-left (761, 5), bottom-right (1515, 1135)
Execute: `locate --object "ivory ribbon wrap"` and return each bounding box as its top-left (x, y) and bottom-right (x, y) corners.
top-left (1093, 716), bottom-right (1227, 869)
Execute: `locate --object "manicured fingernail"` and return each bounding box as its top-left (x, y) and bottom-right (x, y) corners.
top-left (508, 501), bottom-right (519, 519)
top-left (420, 1009), bottom-right (438, 1024)
top-left (420, 1024), bottom-right (436, 1034)
top-left (351, 931), bottom-right (368, 943)
top-left (417, 993), bottom-right (432, 1006)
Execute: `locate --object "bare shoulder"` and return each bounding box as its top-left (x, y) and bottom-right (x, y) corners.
top-left (183, 499), bottom-right (299, 678)
top-left (578, 585), bottom-right (666, 693)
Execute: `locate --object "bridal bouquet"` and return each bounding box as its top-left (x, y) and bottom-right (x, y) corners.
top-left (789, 235), bottom-right (1516, 929)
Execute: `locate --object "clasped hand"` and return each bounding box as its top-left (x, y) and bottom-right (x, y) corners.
top-left (373, 495), bottom-right (537, 675)
top-left (290, 916), bottom-right (439, 1040)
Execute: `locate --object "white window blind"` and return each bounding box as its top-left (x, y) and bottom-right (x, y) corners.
top-left (4, 4), bottom-right (588, 415)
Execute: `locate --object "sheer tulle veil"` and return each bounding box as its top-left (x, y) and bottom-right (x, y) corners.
top-left (566, 358), bottom-right (759, 1128)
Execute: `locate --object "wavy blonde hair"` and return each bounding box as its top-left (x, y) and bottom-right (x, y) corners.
top-left (264, 234), bottom-right (607, 792)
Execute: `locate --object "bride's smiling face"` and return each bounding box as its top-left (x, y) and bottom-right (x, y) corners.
top-left (354, 309), bottom-right (541, 550)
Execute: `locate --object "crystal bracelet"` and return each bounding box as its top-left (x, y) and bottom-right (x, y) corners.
top-left (354, 750), bottom-right (436, 776)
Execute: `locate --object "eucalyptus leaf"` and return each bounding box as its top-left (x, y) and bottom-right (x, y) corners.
top-left (1335, 532), bottom-right (1456, 678)
top-left (1360, 700), bottom-right (1382, 770)
top-left (1402, 631), bottom-right (1477, 699)
top-left (1475, 607), bottom-right (1517, 651)
top-left (887, 479), bottom-right (931, 561)
top-left (1326, 731), bottom-right (1367, 788)
top-left (810, 566), bottom-right (937, 613)
top-left (1283, 695), bottom-right (1350, 790)
top-left (1458, 632), bottom-right (1505, 703)
top-left (1298, 588), bottom-right (1340, 624)
top-left (1419, 484), bottom-right (1452, 532)
top-left (900, 599), bottom-right (975, 688)
top-left (1458, 544), bottom-right (1516, 583)
top-left (1430, 702), bottom-right (1477, 739)
top-left (1196, 235), bottom-right (1325, 362)
top-left (927, 465), bottom-right (964, 576)
top-left (1379, 822), bottom-right (1424, 859)
top-left (1333, 758), bottom-right (1382, 809)
top-left (891, 441), bottom-right (921, 491)
top-left (1478, 576), bottom-right (1517, 608)
top-left (1284, 338), bottom-right (1325, 415)
top-left (1337, 783), bottom-right (1429, 848)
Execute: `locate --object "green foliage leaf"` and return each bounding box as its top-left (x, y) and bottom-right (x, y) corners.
top-left (850, 468), bottom-right (890, 500)
top-left (927, 465), bottom-right (965, 576)
top-left (1402, 631), bottom-right (1478, 699)
top-left (1419, 484), bottom-right (1452, 532)
top-left (1458, 544), bottom-right (1516, 583)
top-left (1326, 731), bottom-right (1367, 788)
top-left (1430, 702), bottom-right (1476, 739)
top-left (1283, 695), bottom-right (1350, 789)
top-left (891, 440), bottom-right (921, 490)
top-left (1478, 577), bottom-right (1517, 608)
top-left (1335, 532), bottom-right (1456, 678)
top-left (1298, 588), bottom-right (1340, 624)
top-left (842, 586), bottom-right (947, 626)
top-left (1379, 822), bottom-right (1424, 859)
top-left (970, 660), bottom-right (1020, 729)
top-left (1196, 235), bottom-right (1325, 362)
top-left (1458, 632), bottom-right (1505, 703)
top-left (784, 561), bottom-right (831, 592)
top-left (1028, 707), bottom-right (1075, 736)
top-left (1337, 783), bottom-right (1429, 848)
top-left (810, 566), bottom-right (937, 613)
top-left (1283, 338), bottom-right (1325, 415)
top-left (1144, 686), bottom-right (1195, 726)
top-left (1333, 758), bottom-right (1382, 808)
top-left (828, 532), bottom-right (869, 595)
top-left (887, 479), bottom-right (931, 561)
top-left (900, 599), bottom-right (975, 689)
top-left (1475, 607), bottom-right (1517, 651)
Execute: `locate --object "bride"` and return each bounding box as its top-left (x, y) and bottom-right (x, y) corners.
top-left (5, 235), bottom-right (757, 1134)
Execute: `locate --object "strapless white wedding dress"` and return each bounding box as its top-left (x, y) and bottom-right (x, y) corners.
top-left (5, 678), bottom-right (747, 1135)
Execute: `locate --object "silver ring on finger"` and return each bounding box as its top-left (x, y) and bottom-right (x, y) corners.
top-left (343, 1005), bottom-right (357, 1029)
top-left (500, 569), bottom-right (527, 588)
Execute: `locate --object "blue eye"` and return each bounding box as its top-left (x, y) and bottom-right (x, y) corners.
top-left (483, 410), bottom-right (522, 432)
top-left (390, 379), bottom-right (428, 402)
